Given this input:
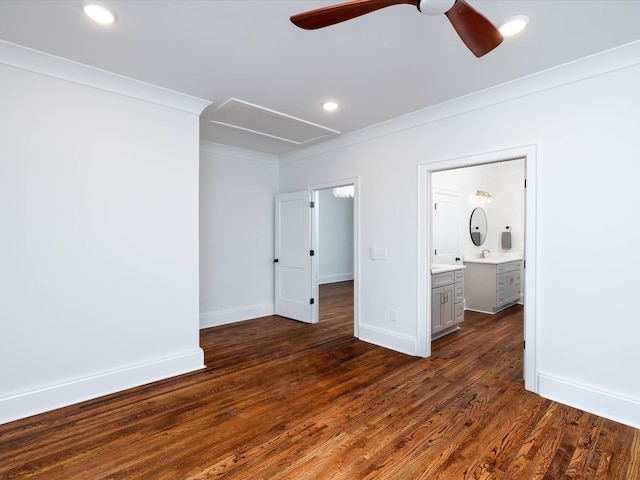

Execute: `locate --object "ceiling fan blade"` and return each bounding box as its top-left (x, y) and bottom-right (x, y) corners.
top-left (291, 0), bottom-right (416, 30)
top-left (444, 0), bottom-right (503, 57)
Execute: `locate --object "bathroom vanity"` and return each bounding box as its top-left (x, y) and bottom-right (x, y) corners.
top-left (430, 265), bottom-right (465, 339)
top-left (464, 257), bottom-right (522, 314)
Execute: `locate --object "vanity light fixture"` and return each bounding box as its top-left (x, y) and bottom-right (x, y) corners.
top-left (475, 190), bottom-right (492, 202)
top-left (499, 15), bottom-right (529, 37)
top-left (83, 3), bottom-right (116, 24)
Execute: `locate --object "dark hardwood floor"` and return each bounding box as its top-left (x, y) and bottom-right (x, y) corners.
top-left (1, 280), bottom-right (638, 479)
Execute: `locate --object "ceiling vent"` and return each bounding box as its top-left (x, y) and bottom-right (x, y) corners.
top-left (205, 98), bottom-right (340, 145)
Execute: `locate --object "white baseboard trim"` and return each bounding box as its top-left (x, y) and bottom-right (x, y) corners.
top-left (200, 303), bottom-right (275, 329)
top-left (358, 324), bottom-right (417, 357)
top-left (538, 372), bottom-right (640, 429)
top-left (0, 349), bottom-right (205, 426)
top-left (318, 273), bottom-right (354, 285)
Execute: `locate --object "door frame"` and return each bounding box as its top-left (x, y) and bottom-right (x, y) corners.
top-left (309, 177), bottom-right (360, 338)
top-left (417, 145), bottom-right (538, 393)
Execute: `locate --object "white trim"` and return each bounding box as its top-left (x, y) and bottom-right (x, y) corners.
top-left (417, 145), bottom-right (538, 393)
top-left (310, 177), bottom-right (360, 338)
top-left (199, 304), bottom-right (275, 329)
top-left (280, 40), bottom-right (640, 165)
top-left (0, 349), bottom-right (205, 426)
top-left (199, 140), bottom-right (280, 165)
top-left (0, 39), bottom-right (211, 115)
top-left (318, 273), bottom-right (354, 285)
top-left (539, 373), bottom-right (640, 429)
top-left (359, 324), bottom-right (417, 357)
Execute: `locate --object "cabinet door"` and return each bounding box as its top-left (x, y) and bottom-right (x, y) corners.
top-left (505, 272), bottom-right (517, 303)
top-left (431, 287), bottom-right (444, 334)
top-left (442, 284), bottom-right (455, 330)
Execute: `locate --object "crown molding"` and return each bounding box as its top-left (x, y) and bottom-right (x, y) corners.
top-left (200, 140), bottom-right (280, 165)
top-left (279, 39), bottom-right (640, 165)
top-left (0, 40), bottom-right (211, 115)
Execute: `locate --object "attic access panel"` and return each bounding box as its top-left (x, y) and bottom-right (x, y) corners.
top-left (205, 98), bottom-right (340, 145)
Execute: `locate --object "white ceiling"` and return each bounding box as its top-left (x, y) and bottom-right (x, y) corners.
top-left (2, 0), bottom-right (640, 156)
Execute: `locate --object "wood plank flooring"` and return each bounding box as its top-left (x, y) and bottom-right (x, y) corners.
top-left (1, 280), bottom-right (638, 479)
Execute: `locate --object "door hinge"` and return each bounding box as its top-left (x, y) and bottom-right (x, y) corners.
top-left (274, 258), bottom-right (279, 263)
top-left (434, 249), bottom-right (437, 255)
top-left (310, 201), bottom-right (315, 208)
top-left (434, 203), bottom-right (437, 210)
top-left (310, 250), bottom-right (315, 256)
top-left (310, 298), bottom-right (315, 305)
top-left (523, 341), bottom-right (526, 350)
top-left (524, 179), bottom-right (527, 188)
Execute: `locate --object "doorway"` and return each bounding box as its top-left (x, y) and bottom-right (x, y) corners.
top-left (417, 145), bottom-right (538, 393)
top-left (312, 178), bottom-right (360, 338)
top-left (274, 179), bottom-right (359, 335)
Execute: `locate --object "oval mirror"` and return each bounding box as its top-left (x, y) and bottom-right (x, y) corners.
top-left (469, 207), bottom-right (487, 246)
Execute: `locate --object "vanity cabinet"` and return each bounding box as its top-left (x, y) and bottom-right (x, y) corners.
top-left (431, 268), bottom-right (464, 339)
top-left (464, 260), bottom-right (522, 314)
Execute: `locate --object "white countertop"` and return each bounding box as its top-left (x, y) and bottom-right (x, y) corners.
top-left (431, 264), bottom-right (466, 274)
top-left (463, 256), bottom-right (522, 265)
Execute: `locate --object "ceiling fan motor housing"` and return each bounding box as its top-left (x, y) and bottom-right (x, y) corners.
top-left (417, 0), bottom-right (456, 16)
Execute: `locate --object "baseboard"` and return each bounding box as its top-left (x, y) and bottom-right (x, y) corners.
top-left (358, 324), bottom-right (417, 356)
top-left (200, 303), bottom-right (275, 329)
top-left (538, 372), bottom-right (640, 429)
top-left (0, 349), bottom-right (205, 426)
top-left (318, 273), bottom-right (354, 285)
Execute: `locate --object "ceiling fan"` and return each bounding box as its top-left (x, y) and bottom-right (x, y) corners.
top-left (290, 0), bottom-right (503, 58)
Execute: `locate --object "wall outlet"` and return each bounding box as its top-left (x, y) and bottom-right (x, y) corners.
top-left (390, 309), bottom-right (398, 322)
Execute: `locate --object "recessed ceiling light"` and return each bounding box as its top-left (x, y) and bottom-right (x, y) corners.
top-left (322, 101), bottom-right (339, 112)
top-left (83, 3), bottom-right (116, 24)
top-left (499, 15), bottom-right (529, 37)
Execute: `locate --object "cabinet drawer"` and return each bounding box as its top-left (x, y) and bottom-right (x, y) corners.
top-left (454, 282), bottom-right (464, 304)
top-left (497, 289), bottom-right (509, 307)
top-left (455, 302), bottom-right (464, 323)
top-left (432, 271), bottom-right (455, 287)
top-left (497, 260), bottom-right (522, 274)
top-left (454, 269), bottom-right (464, 283)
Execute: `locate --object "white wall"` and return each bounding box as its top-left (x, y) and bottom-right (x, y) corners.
top-left (0, 60), bottom-right (205, 424)
top-left (199, 144), bottom-right (279, 327)
top-left (279, 49), bottom-right (640, 427)
top-left (432, 159), bottom-right (525, 259)
top-left (318, 189), bottom-right (354, 284)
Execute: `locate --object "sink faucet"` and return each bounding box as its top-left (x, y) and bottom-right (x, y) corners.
top-left (481, 249), bottom-right (491, 258)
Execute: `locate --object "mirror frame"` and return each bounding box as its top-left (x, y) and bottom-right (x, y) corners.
top-left (469, 207), bottom-right (487, 246)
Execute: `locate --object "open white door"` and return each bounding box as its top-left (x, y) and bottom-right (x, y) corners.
top-left (432, 189), bottom-right (460, 265)
top-left (274, 191), bottom-right (313, 323)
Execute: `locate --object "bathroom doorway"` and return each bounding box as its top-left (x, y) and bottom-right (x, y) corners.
top-left (417, 145), bottom-right (538, 393)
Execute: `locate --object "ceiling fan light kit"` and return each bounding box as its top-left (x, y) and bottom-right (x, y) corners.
top-left (416, 0), bottom-right (455, 16)
top-left (290, 0), bottom-right (503, 57)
